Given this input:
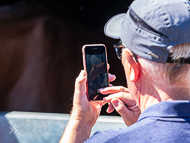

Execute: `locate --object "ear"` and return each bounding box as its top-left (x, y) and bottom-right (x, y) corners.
top-left (122, 49), bottom-right (140, 82)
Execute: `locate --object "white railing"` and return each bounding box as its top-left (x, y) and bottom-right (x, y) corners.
top-left (0, 111), bottom-right (126, 143)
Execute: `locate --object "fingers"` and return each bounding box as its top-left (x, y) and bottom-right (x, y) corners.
top-left (106, 102), bottom-right (114, 113)
top-left (97, 82), bottom-right (140, 126)
top-left (105, 92), bottom-right (136, 107)
top-left (108, 73), bottom-right (116, 82)
top-left (99, 86), bottom-right (136, 108)
top-left (109, 83), bottom-right (113, 87)
top-left (107, 63), bottom-right (110, 70)
top-left (74, 70), bottom-right (87, 100)
top-left (95, 100), bottom-right (107, 107)
top-left (111, 98), bottom-right (140, 126)
top-left (99, 86), bottom-right (129, 95)
top-left (72, 70), bottom-right (89, 117)
top-left (107, 63), bottom-right (116, 83)
top-left (72, 71), bottom-right (104, 126)
top-left (111, 99), bottom-right (127, 116)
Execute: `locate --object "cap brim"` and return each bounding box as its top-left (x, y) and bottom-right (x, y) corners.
top-left (104, 13), bottom-right (126, 39)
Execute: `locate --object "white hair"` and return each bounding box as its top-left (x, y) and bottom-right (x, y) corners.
top-left (170, 43), bottom-right (190, 59)
top-left (138, 43), bottom-right (190, 85)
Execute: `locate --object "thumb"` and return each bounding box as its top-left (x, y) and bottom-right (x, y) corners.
top-left (74, 70), bottom-right (87, 100)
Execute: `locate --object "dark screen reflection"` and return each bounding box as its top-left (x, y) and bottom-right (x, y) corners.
top-left (86, 54), bottom-right (109, 100)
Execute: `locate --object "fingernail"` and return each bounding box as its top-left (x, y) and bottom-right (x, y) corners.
top-left (109, 74), bottom-right (116, 78)
top-left (98, 88), bottom-right (104, 92)
top-left (112, 100), bottom-right (119, 107)
top-left (103, 97), bottom-right (107, 100)
top-left (111, 74), bottom-right (116, 78)
top-left (79, 70), bottom-right (85, 76)
top-left (106, 107), bottom-right (109, 113)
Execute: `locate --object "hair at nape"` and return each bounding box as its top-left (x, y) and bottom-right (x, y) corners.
top-left (170, 43), bottom-right (190, 60)
top-left (138, 43), bottom-right (190, 85)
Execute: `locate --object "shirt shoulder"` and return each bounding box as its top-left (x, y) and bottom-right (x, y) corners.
top-left (84, 128), bottom-right (128, 143)
top-left (85, 122), bottom-right (147, 143)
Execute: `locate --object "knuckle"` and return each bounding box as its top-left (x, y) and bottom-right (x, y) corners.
top-left (118, 86), bottom-right (129, 93)
top-left (117, 106), bottom-right (124, 112)
top-left (75, 77), bottom-right (83, 83)
top-left (75, 77), bottom-right (79, 83)
top-left (116, 103), bottom-right (125, 112)
top-left (117, 92), bottom-right (125, 98)
top-left (119, 86), bottom-right (125, 92)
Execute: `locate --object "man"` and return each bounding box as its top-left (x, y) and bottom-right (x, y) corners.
top-left (60, 0), bottom-right (190, 142)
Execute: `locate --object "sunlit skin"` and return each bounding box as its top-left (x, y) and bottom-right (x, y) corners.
top-left (60, 47), bottom-right (190, 143)
top-left (60, 49), bottom-right (142, 143)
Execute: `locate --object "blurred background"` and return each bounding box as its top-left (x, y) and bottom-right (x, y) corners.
top-left (0, 0), bottom-right (133, 116)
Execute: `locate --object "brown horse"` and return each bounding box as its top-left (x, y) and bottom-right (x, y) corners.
top-left (0, 2), bottom-right (127, 114)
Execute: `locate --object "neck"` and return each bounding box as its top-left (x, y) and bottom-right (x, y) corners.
top-left (139, 85), bottom-right (190, 112)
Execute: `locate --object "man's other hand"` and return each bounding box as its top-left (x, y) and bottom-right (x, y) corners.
top-left (100, 86), bottom-right (141, 126)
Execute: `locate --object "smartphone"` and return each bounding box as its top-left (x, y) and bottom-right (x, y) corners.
top-left (82, 44), bottom-right (109, 101)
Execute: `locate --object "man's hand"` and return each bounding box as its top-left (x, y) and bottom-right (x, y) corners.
top-left (100, 86), bottom-right (141, 126)
top-left (71, 70), bottom-right (105, 127)
top-left (60, 69), bottom-right (118, 143)
top-left (60, 70), bottom-right (107, 143)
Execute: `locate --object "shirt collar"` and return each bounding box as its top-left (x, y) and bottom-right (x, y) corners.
top-left (138, 100), bottom-right (190, 122)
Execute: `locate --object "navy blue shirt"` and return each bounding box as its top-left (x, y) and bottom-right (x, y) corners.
top-left (85, 101), bottom-right (190, 143)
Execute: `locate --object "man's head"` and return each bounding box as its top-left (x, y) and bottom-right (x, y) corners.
top-left (104, 0), bottom-right (190, 110)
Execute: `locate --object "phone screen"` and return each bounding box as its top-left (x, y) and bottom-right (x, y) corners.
top-left (84, 45), bottom-right (109, 100)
